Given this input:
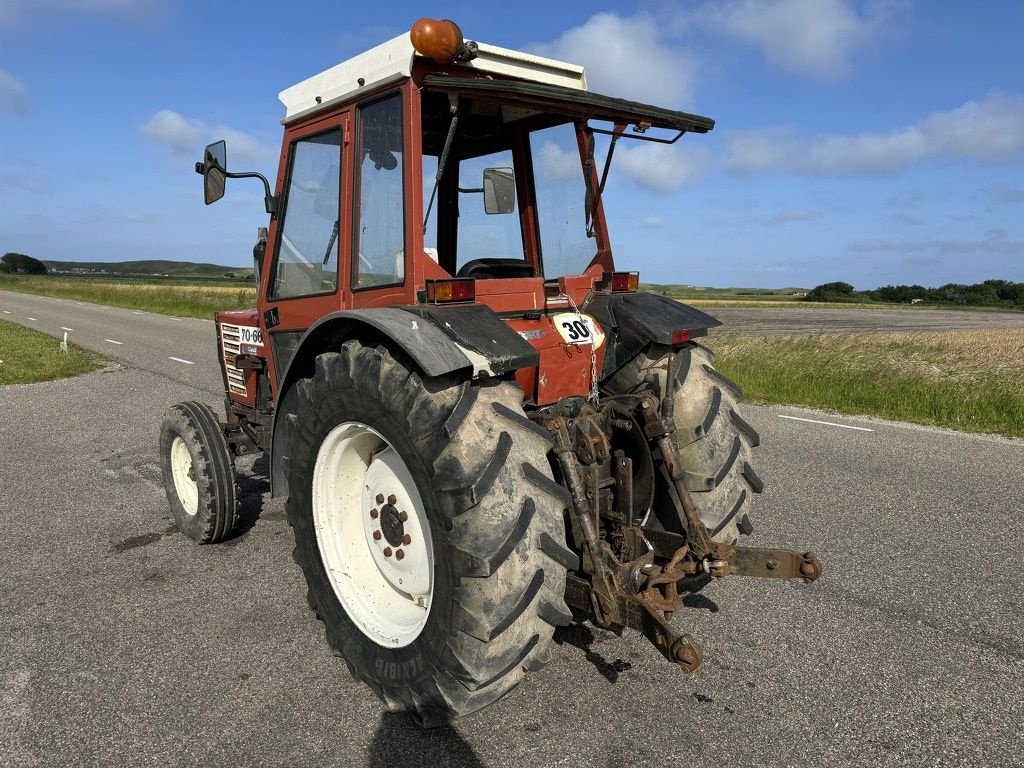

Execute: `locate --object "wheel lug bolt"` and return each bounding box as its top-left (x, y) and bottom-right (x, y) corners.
top-left (402, 534), bottom-right (411, 546)
top-left (395, 549), bottom-right (405, 561)
top-left (398, 510), bottom-right (408, 522)
top-left (373, 531), bottom-right (382, 541)
top-left (387, 494), bottom-right (397, 505)
top-left (375, 494), bottom-right (385, 504)
top-left (370, 508), bottom-right (379, 519)
top-left (383, 547), bottom-right (393, 558)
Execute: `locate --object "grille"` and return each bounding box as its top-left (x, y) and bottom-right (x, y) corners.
top-left (220, 323), bottom-right (248, 396)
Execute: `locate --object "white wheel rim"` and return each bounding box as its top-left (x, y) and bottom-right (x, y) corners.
top-left (170, 436), bottom-right (199, 516)
top-left (312, 422), bottom-right (434, 648)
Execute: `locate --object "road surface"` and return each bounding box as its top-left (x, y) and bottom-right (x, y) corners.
top-left (1, 290), bottom-right (1021, 767)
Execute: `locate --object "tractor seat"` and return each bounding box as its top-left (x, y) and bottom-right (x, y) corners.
top-left (456, 258), bottom-right (536, 280)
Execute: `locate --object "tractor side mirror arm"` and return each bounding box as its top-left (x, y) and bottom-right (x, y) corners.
top-left (196, 139), bottom-right (279, 217)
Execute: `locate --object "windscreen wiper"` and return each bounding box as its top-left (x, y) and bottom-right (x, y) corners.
top-left (584, 123), bottom-right (624, 238)
top-left (423, 95), bottom-right (460, 235)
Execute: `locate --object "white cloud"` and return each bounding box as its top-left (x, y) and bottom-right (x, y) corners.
top-left (764, 209), bottom-right (821, 226)
top-left (0, 68), bottom-right (26, 114)
top-left (688, 0), bottom-right (899, 80)
top-left (727, 92), bottom-right (1024, 175)
top-left (985, 183), bottom-right (1024, 203)
top-left (616, 142), bottom-right (709, 192)
top-left (849, 229), bottom-right (1024, 256)
top-left (531, 12), bottom-right (698, 108)
top-left (535, 141), bottom-right (581, 182)
top-left (140, 109), bottom-right (275, 168)
top-left (532, 136), bottom-right (707, 193)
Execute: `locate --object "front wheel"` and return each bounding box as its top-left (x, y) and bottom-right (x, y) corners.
top-left (283, 341), bottom-right (575, 726)
top-left (158, 401), bottom-right (238, 543)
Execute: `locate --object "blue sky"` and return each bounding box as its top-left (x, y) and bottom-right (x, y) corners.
top-left (1, 0), bottom-right (1022, 289)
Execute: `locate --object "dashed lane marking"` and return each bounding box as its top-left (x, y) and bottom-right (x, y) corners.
top-left (104, 339), bottom-right (124, 345)
top-left (26, 317), bottom-right (37, 321)
top-left (2, 310), bottom-right (10, 314)
top-left (168, 357), bottom-right (195, 365)
top-left (60, 327), bottom-right (74, 332)
top-left (777, 414), bottom-right (874, 432)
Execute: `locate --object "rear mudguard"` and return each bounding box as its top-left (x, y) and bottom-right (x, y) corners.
top-left (583, 292), bottom-right (722, 379)
top-left (269, 305), bottom-right (539, 496)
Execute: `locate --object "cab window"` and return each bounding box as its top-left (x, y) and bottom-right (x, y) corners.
top-left (269, 129), bottom-right (342, 300)
top-left (354, 94), bottom-right (406, 289)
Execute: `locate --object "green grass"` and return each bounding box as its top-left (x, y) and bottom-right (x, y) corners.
top-left (0, 274), bottom-right (257, 319)
top-left (0, 320), bottom-right (107, 385)
top-left (706, 329), bottom-right (1024, 438)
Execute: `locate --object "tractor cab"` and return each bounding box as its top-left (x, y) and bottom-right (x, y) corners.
top-left (202, 19), bottom-right (715, 416)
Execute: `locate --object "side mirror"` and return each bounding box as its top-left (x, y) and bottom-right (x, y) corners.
top-left (483, 167), bottom-right (515, 215)
top-left (201, 140), bottom-right (227, 205)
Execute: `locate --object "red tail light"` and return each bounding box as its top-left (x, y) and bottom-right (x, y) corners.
top-left (671, 329), bottom-right (691, 345)
top-left (425, 278), bottom-right (475, 303)
top-left (602, 271), bottom-right (640, 292)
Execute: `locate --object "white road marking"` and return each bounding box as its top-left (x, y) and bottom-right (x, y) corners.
top-left (133, 310), bottom-right (144, 315)
top-left (104, 339), bottom-right (124, 345)
top-left (169, 356), bottom-right (195, 365)
top-left (777, 414), bottom-right (874, 432)
top-left (60, 326), bottom-right (74, 332)
top-left (2, 310), bottom-right (10, 314)
top-left (26, 317), bottom-right (37, 321)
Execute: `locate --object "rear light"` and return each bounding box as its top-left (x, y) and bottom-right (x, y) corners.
top-left (602, 271), bottom-right (640, 292)
top-left (671, 329), bottom-right (691, 345)
top-left (425, 278), bottom-right (475, 303)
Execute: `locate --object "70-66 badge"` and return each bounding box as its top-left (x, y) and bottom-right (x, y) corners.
top-left (552, 313), bottom-right (605, 348)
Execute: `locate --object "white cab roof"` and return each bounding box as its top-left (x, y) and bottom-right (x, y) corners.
top-left (278, 33), bottom-right (587, 123)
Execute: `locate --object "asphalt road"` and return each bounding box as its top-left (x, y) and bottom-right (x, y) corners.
top-left (2, 290), bottom-right (1022, 768)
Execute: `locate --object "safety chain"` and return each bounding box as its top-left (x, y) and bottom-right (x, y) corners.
top-left (560, 293), bottom-right (600, 405)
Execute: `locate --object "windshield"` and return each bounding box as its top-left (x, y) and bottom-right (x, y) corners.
top-left (420, 90), bottom-right (596, 280)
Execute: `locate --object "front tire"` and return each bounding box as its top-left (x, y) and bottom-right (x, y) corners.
top-left (284, 341), bottom-right (575, 726)
top-left (159, 401), bottom-right (238, 543)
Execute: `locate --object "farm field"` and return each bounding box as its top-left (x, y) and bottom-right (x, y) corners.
top-left (706, 329), bottom-right (1024, 438)
top-left (0, 274), bottom-right (256, 319)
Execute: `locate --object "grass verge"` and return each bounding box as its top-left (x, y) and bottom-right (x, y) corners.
top-left (706, 329), bottom-right (1024, 438)
top-left (0, 275), bottom-right (256, 319)
top-left (0, 320), bottom-right (107, 385)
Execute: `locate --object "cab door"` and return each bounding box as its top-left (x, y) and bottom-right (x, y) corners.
top-left (259, 111), bottom-right (351, 392)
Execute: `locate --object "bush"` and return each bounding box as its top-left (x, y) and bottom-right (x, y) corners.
top-left (2, 252), bottom-right (48, 275)
top-left (805, 281), bottom-right (857, 302)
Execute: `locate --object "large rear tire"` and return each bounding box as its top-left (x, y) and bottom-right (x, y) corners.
top-left (606, 342), bottom-right (762, 543)
top-left (283, 341), bottom-right (575, 726)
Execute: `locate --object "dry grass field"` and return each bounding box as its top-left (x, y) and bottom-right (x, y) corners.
top-left (0, 275), bottom-right (256, 318)
top-left (707, 329), bottom-right (1024, 437)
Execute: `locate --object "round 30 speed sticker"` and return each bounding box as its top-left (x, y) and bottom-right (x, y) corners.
top-left (552, 313), bottom-right (605, 347)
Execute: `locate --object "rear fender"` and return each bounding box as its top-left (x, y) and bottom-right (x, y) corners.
top-left (269, 306), bottom-right (539, 496)
top-left (583, 292), bottom-right (722, 379)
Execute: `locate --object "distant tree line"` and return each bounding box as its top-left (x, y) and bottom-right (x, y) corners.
top-left (0, 252), bottom-right (48, 275)
top-left (805, 279), bottom-right (1024, 308)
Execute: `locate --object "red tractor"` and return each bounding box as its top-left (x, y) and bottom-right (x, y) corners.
top-left (159, 19), bottom-right (821, 726)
